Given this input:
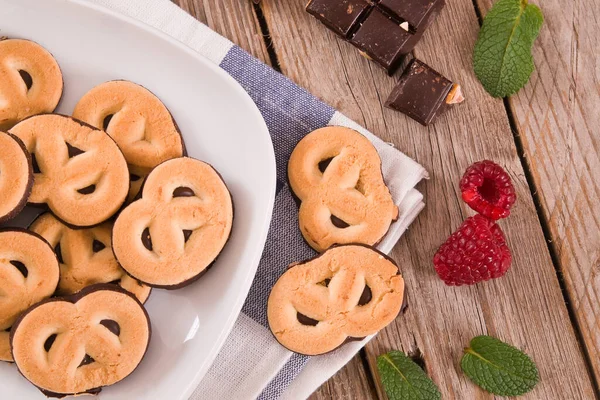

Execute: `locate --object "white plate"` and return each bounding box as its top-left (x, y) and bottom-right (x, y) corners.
top-left (0, 0), bottom-right (276, 398)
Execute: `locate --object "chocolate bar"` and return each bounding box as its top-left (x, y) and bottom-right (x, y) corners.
top-left (350, 8), bottom-right (412, 73)
top-left (379, 0), bottom-right (444, 31)
top-left (385, 58), bottom-right (464, 125)
top-left (306, 0), bottom-right (445, 74)
top-left (305, 0), bottom-right (371, 38)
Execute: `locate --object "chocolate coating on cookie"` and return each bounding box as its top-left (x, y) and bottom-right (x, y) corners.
top-left (0, 229), bottom-right (60, 362)
top-left (0, 132), bottom-right (33, 223)
top-left (112, 157), bottom-right (233, 288)
top-left (0, 39), bottom-right (63, 130)
top-left (268, 244), bottom-right (404, 355)
top-left (9, 114), bottom-right (130, 227)
top-left (29, 213), bottom-right (151, 303)
top-left (73, 80), bottom-right (186, 202)
top-left (10, 284), bottom-right (151, 396)
top-left (288, 126), bottom-right (398, 252)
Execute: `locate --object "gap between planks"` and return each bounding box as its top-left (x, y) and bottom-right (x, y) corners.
top-left (252, 2), bottom-right (282, 73)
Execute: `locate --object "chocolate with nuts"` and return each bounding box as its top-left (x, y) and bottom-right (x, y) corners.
top-left (385, 58), bottom-right (464, 125)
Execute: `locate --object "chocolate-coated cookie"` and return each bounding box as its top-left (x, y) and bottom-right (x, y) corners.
top-left (112, 157), bottom-right (233, 288)
top-left (0, 132), bottom-right (33, 223)
top-left (10, 284), bottom-right (151, 396)
top-left (0, 229), bottom-right (60, 362)
top-left (30, 213), bottom-right (151, 303)
top-left (73, 80), bottom-right (185, 202)
top-left (268, 244), bottom-right (404, 355)
top-left (0, 38), bottom-right (63, 130)
top-left (9, 114), bottom-right (130, 227)
top-left (288, 126), bottom-right (398, 252)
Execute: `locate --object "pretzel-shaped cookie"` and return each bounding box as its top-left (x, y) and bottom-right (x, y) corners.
top-left (0, 229), bottom-right (60, 362)
top-left (9, 114), bottom-right (130, 227)
top-left (30, 213), bottom-right (151, 303)
top-left (73, 80), bottom-right (185, 202)
top-left (112, 157), bottom-right (234, 288)
top-left (288, 126), bottom-right (398, 252)
top-left (10, 285), bottom-right (150, 396)
top-left (268, 245), bottom-right (404, 355)
top-left (0, 132), bottom-right (33, 223)
top-left (0, 38), bottom-right (63, 130)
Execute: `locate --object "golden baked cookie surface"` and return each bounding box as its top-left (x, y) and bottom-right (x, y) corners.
top-left (288, 126), bottom-right (398, 252)
top-left (30, 213), bottom-right (151, 303)
top-left (267, 245), bottom-right (404, 355)
top-left (0, 132), bottom-right (32, 223)
top-left (0, 39), bottom-right (63, 130)
top-left (0, 229), bottom-right (59, 362)
top-left (10, 285), bottom-right (150, 396)
top-left (73, 80), bottom-right (185, 201)
top-left (9, 114), bottom-right (130, 227)
top-left (113, 157), bottom-right (233, 288)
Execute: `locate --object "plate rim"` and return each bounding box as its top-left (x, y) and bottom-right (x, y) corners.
top-left (27, 0), bottom-right (276, 397)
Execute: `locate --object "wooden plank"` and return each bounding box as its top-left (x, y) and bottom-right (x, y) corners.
top-left (171, 0), bottom-right (270, 66)
top-left (260, 0), bottom-right (597, 398)
top-left (473, 0), bottom-right (600, 387)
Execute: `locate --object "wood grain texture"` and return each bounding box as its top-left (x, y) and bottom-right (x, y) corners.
top-left (171, 0), bottom-right (270, 66)
top-left (310, 351), bottom-right (378, 400)
top-left (474, 0), bottom-right (600, 387)
top-left (258, 0), bottom-right (598, 398)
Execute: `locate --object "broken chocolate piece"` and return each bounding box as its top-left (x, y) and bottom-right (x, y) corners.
top-left (385, 58), bottom-right (463, 126)
top-left (306, 0), bottom-right (371, 38)
top-left (379, 0), bottom-right (445, 33)
top-left (306, 0), bottom-right (445, 74)
top-left (350, 8), bottom-right (412, 74)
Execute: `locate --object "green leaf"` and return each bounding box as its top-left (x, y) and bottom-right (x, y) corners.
top-left (376, 351), bottom-right (441, 400)
top-left (473, 0), bottom-right (544, 97)
top-left (461, 335), bottom-right (539, 396)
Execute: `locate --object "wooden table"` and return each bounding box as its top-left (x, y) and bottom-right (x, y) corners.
top-left (172, 0), bottom-right (599, 398)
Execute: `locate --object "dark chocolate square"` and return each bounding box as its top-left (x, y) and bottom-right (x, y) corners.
top-left (350, 8), bottom-right (412, 74)
top-left (306, 0), bottom-right (372, 38)
top-left (385, 58), bottom-right (453, 126)
top-left (379, 0), bottom-right (445, 32)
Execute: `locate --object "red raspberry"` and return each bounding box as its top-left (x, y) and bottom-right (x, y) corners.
top-left (433, 215), bottom-right (512, 286)
top-left (459, 160), bottom-right (516, 220)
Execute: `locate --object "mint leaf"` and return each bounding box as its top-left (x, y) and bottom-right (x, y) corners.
top-left (461, 335), bottom-right (539, 396)
top-left (473, 0), bottom-right (544, 97)
top-left (377, 351), bottom-right (441, 400)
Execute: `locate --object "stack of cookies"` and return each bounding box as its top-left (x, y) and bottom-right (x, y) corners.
top-left (267, 126), bottom-right (406, 355)
top-left (0, 38), bottom-right (233, 396)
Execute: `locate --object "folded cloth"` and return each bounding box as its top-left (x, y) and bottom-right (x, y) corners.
top-left (89, 0), bottom-right (428, 398)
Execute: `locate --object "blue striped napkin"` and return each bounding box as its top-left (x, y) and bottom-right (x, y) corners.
top-left (91, 0), bottom-right (427, 398)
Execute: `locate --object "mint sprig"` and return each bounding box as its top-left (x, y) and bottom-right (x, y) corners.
top-left (473, 0), bottom-right (544, 97)
top-left (461, 335), bottom-right (539, 396)
top-left (376, 351), bottom-right (441, 400)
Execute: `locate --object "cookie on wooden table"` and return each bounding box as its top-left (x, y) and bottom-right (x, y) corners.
top-left (288, 126), bottom-right (398, 252)
top-left (30, 213), bottom-right (151, 303)
top-left (0, 229), bottom-right (60, 362)
top-left (267, 244), bottom-right (405, 355)
top-left (112, 157), bottom-right (233, 288)
top-left (0, 132), bottom-right (33, 223)
top-left (10, 284), bottom-right (151, 397)
top-left (9, 114), bottom-right (130, 228)
top-left (73, 80), bottom-right (186, 202)
top-left (0, 38), bottom-right (63, 130)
